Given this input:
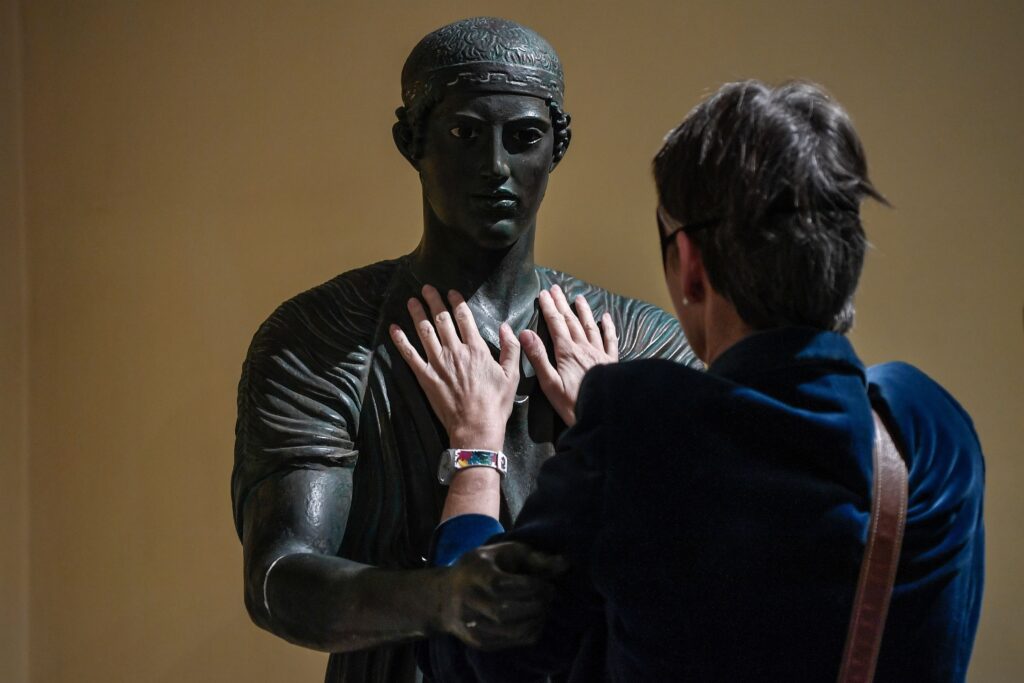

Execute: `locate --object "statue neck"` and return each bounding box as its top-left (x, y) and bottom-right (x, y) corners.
top-left (409, 206), bottom-right (541, 343)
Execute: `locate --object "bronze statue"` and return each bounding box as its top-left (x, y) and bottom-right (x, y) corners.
top-left (232, 17), bottom-right (697, 682)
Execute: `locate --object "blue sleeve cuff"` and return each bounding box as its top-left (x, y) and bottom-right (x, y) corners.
top-left (429, 514), bottom-right (506, 567)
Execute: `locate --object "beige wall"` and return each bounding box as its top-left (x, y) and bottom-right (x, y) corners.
top-left (1, 0), bottom-right (29, 681)
top-left (11, 1), bottom-right (1022, 681)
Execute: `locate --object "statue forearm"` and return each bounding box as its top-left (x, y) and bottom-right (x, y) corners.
top-left (251, 551), bottom-right (450, 653)
top-left (241, 468), bottom-right (451, 653)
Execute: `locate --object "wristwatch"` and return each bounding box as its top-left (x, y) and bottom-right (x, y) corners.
top-left (437, 449), bottom-right (508, 486)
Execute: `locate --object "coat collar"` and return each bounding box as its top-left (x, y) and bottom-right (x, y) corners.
top-left (708, 326), bottom-right (866, 385)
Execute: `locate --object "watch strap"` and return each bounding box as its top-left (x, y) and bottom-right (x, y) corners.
top-left (439, 449), bottom-right (508, 485)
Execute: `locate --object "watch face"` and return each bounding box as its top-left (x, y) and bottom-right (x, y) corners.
top-left (437, 452), bottom-right (455, 485)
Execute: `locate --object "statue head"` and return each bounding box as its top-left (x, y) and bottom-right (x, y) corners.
top-left (394, 17), bottom-right (571, 165)
top-left (394, 17), bottom-right (572, 250)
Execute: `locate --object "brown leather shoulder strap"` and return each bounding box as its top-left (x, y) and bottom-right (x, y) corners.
top-left (836, 410), bottom-right (909, 683)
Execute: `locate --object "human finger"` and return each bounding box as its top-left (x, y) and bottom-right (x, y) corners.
top-left (574, 295), bottom-right (602, 347)
top-left (601, 312), bottom-right (619, 360)
top-left (422, 284), bottom-right (460, 348)
top-left (448, 290), bottom-right (485, 349)
top-left (538, 289), bottom-right (571, 345)
top-left (407, 297), bottom-right (442, 361)
top-left (520, 331), bottom-right (562, 393)
top-left (550, 285), bottom-right (587, 343)
top-left (389, 324), bottom-right (429, 376)
top-left (498, 323), bottom-right (521, 381)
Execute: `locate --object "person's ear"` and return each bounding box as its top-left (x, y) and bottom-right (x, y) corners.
top-left (676, 232), bottom-right (707, 304)
top-left (392, 107), bottom-right (418, 170)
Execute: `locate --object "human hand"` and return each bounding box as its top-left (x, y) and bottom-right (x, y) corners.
top-left (390, 285), bottom-right (521, 450)
top-left (520, 285), bottom-right (618, 426)
top-left (438, 541), bottom-right (567, 650)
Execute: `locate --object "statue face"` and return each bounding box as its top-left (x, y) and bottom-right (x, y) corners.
top-left (418, 91), bottom-right (554, 249)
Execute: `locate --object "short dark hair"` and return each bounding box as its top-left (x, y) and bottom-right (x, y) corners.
top-left (653, 80), bottom-right (885, 333)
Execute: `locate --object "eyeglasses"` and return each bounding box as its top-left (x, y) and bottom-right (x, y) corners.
top-left (656, 204), bottom-right (717, 264)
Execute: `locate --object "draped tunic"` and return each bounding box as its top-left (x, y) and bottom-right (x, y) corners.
top-left (232, 256), bottom-right (697, 681)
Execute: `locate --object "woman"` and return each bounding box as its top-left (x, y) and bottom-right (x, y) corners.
top-left (391, 80), bottom-right (984, 681)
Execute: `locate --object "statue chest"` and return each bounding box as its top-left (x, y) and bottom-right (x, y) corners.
top-left (499, 375), bottom-right (564, 523)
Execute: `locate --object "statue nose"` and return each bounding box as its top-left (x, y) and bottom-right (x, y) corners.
top-left (481, 135), bottom-right (511, 179)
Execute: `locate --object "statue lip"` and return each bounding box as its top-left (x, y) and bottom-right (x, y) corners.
top-left (473, 188), bottom-right (518, 201)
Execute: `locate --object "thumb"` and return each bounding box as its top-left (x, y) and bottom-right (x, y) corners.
top-left (498, 323), bottom-right (521, 380)
top-left (520, 330), bottom-right (561, 392)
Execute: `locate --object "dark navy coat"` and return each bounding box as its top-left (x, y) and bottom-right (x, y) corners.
top-left (427, 327), bottom-right (985, 682)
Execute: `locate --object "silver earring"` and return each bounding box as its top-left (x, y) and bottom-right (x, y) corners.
top-left (682, 296), bottom-right (690, 306)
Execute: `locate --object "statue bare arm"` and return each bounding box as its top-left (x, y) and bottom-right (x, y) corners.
top-left (241, 468), bottom-right (452, 653)
top-left (242, 467), bottom-right (555, 654)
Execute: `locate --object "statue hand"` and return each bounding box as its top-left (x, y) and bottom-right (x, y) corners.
top-left (390, 285), bottom-right (520, 450)
top-left (521, 285), bottom-right (618, 426)
top-left (439, 541), bottom-right (567, 650)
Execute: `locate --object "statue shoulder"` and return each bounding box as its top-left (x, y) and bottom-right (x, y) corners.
top-left (250, 258), bottom-right (402, 358)
top-left (536, 265), bottom-right (659, 312)
top-left (536, 266), bottom-right (698, 366)
top-left (232, 260), bottom-right (405, 539)
top-left (237, 258), bottom-right (404, 430)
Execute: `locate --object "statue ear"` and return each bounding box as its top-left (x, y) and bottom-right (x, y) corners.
top-left (392, 107), bottom-right (418, 169)
top-left (549, 105), bottom-right (571, 172)
top-left (550, 132), bottom-right (570, 171)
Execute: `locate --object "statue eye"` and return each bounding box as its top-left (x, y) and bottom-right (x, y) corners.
top-left (510, 128), bottom-right (544, 146)
top-left (449, 125), bottom-right (479, 140)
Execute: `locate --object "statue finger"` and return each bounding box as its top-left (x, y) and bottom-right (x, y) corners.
top-left (550, 285), bottom-right (587, 343)
top-left (601, 312), bottom-right (619, 360)
top-left (422, 285), bottom-right (461, 348)
top-left (482, 573), bottom-right (555, 602)
top-left (464, 614), bottom-right (548, 651)
top-left (574, 294), bottom-right (603, 347)
top-left (407, 297), bottom-right (443, 362)
top-left (448, 289), bottom-right (485, 348)
top-left (465, 587), bottom-right (552, 623)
